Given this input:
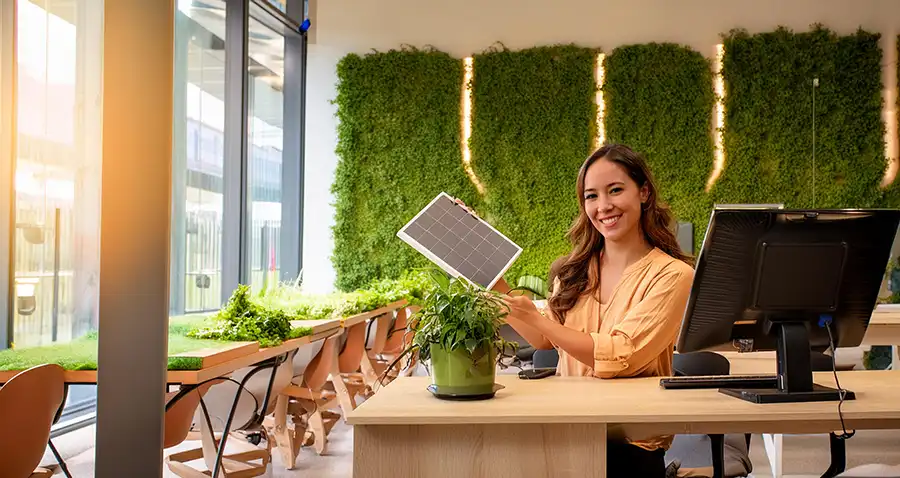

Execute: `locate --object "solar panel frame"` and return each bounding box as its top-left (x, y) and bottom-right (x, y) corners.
top-left (397, 192), bottom-right (523, 290)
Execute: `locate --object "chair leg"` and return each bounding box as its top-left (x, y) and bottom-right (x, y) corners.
top-left (48, 439), bottom-right (73, 478)
top-left (820, 433), bottom-right (846, 478)
top-left (309, 409), bottom-right (328, 455)
top-left (709, 434), bottom-right (725, 478)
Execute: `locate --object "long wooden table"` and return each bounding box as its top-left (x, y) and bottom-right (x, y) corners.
top-left (0, 327), bottom-right (342, 385)
top-left (347, 371), bottom-right (900, 478)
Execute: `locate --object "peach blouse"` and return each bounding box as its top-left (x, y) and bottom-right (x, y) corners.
top-left (547, 247), bottom-right (694, 451)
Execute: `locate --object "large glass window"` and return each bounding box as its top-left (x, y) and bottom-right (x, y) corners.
top-left (172, 0), bottom-right (227, 313)
top-left (13, 0), bottom-right (102, 348)
top-left (247, 15), bottom-right (285, 293)
top-left (170, 0), bottom-right (304, 313)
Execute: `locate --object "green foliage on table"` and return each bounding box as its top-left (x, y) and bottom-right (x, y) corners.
top-left (332, 47), bottom-right (480, 291)
top-left (469, 44), bottom-right (597, 284)
top-left (257, 269), bottom-right (434, 321)
top-left (187, 284), bottom-right (312, 347)
top-left (604, 43), bottom-right (715, 252)
top-left (713, 26), bottom-right (889, 209)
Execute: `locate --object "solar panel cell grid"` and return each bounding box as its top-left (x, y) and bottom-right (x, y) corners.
top-left (397, 192), bottom-right (522, 289)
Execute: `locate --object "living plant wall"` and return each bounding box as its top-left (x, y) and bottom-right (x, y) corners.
top-left (712, 26), bottom-right (889, 209)
top-left (603, 43), bottom-right (715, 252)
top-left (468, 44), bottom-right (598, 281)
top-left (331, 26), bottom-right (899, 291)
top-left (331, 48), bottom-right (480, 291)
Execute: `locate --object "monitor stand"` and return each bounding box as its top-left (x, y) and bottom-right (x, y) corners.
top-left (719, 322), bottom-right (855, 404)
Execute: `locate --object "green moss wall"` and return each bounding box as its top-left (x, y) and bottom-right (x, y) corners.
top-left (332, 49), bottom-right (479, 291)
top-left (713, 27), bottom-right (888, 209)
top-left (604, 43), bottom-right (715, 251)
top-left (469, 45), bottom-right (598, 281)
top-left (331, 27), bottom-right (896, 290)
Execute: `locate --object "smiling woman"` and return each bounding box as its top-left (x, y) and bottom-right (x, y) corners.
top-left (496, 143), bottom-right (695, 478)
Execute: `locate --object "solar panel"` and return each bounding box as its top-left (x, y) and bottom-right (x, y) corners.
top-left (397, 192), bottom-right (522, 289)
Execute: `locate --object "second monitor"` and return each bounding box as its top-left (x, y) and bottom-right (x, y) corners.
top-left (675, 207), bottom-right (900, 403)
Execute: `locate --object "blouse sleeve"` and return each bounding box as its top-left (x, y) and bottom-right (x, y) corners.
top-left (589, 265), bottom-right (693, 378)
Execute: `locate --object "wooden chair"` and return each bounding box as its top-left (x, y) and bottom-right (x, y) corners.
top-left (376, 306), bottom-right (420, 383)
top-left (164, 378), bottom-right (228, 477)
top-left (166, 353), bottom-right (293, 477)
top-left (360, 311), bottom-right (394, 386)
top-left (0, 363), bottom-right (66, 478)
top-left (271, 334), bottom-right (343, 463)
top-left (334, 321), bottom-right (372, 403)
top-left (263, 335), bottom-right (333, 469)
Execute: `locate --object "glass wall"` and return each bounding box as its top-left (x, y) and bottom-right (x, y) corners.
top-left (247, 16), bottom-right (285, 293)
top-left (13, 0), bottom-right (102, 348)
top-left (169, 0), bottom-right (305, 315)
top-left (172, 0), bottom-right (227, 313)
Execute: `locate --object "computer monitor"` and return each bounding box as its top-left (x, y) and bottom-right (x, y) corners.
top-left (676, 207), bottom-right (900, 404)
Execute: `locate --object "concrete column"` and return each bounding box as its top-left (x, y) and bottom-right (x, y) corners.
top-left (95, 0), bottom-right (173, 475)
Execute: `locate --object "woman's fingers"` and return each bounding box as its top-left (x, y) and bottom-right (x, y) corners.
top-left (452, 197), bottom-right (479, 218)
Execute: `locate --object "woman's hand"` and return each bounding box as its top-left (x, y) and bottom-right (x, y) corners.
top-left (452, 197), bottom-right (478, 218)
top-left (502, 295), bottom-right (545, 326)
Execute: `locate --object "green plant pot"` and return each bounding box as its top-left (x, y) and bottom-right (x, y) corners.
top-left (429, 344), bottom-right (496, 396)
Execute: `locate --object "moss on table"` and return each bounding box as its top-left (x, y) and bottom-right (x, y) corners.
top-left (0, 313), bottom-right (313, 373)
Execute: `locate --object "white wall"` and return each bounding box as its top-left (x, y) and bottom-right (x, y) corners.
top-left (303, 0), bottom-right (900, 293)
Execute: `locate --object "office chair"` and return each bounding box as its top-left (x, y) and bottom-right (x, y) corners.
top-left (667, 351), bottom-right (753, 478)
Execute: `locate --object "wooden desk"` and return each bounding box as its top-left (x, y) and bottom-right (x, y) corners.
top-left (347, 371), bottom-right (900, 478)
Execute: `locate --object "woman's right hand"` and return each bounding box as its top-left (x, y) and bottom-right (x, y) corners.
top-left (452, 197), bottom-right (479, 218)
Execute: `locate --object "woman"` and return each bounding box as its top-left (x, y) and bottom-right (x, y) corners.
top-left (496, 143), bottom-right (695, 477)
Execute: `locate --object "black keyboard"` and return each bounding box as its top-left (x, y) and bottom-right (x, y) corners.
top-left (660, 374), bottom-right (779, 390)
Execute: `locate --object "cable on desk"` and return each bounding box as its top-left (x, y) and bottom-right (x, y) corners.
top-left (821, 317), bottom-right (855, 440)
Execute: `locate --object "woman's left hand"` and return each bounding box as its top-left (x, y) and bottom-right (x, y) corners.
top-left (502, 295), bottom-right (545, 326)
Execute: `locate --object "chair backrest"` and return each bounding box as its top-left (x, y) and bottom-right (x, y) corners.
top-left (192, 353), bottom-right (294, 433)
top-left (0, 364), bottom-right (66, 478)
top-left (672, 351), bottom-right (730, 377)
top-left (364, 312), bottom-right (392, 354)
top-left (338, 322), bottom-right (367, 374)
top-left (164, 379), bottom-right (224, 448)
top-left (303, 334), bottom-right (340, 391)
top-left (382, 307), bottom-right (409, 354)
top-left (291, 339), bottom-right (326, 378)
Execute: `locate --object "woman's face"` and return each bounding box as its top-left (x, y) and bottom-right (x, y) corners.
top-left (582, 158), bottom-right (649, 244)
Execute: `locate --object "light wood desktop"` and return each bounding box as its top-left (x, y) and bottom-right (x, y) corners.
top-left (347, 371), bottom-right (900, 478)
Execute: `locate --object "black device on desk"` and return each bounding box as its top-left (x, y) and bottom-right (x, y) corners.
top-left (666, 207), bottom-right (900, 404)
top-left (519, 368), bottom-right (556, 380)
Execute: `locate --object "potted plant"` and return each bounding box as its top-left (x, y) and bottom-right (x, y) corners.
top-left (384, 270), bottom-right (517, 399)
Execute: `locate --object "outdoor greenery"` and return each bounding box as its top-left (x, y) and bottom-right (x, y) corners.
top-left (469, 44), bottom-right (598, 283)
top-left (603, 43), bottom-right (715, 252)
top-left (713, 26), bottom-right (889, 209)
top-left (332, 47), bottom-right (480, 291)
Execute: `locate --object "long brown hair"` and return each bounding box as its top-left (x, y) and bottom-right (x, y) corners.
top-left (548, 144), bottom-right (693, 323)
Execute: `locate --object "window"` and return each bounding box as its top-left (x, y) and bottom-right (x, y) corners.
top-left (172, 0), bottom-right (227, 314)
top-left (13, 0), bottom-right (102, 348)
top-left (247, 15), bottom-right (286, 293)
top-left (170, 0), bottom-right (305, 313)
